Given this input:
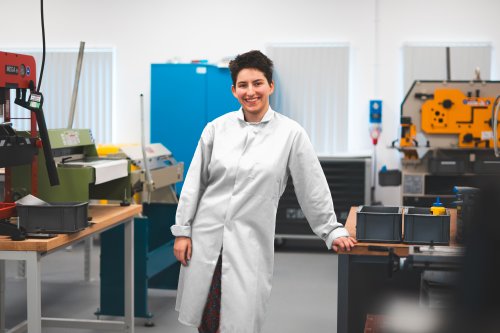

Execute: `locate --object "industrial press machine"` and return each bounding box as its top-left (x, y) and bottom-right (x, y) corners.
top-left (0, 51), bottom-right (60, 239)
top-left (392, 80), bottom-right (500, 206)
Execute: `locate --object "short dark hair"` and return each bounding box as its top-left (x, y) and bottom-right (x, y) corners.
top-left (229, 50), bottom-right (273, 86)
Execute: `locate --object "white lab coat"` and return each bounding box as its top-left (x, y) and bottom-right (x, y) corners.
top-left (171, 107), bottom-right (349, 333)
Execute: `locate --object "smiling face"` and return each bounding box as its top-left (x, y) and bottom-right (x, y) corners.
top-left (232, 68), bottom-right (274, 123)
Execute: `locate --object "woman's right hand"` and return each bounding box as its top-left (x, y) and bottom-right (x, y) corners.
top-left (174, 236), bottom-right (192, 266)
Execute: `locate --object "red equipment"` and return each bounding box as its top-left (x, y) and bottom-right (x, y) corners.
top-left (1, 52), bottom-right (39, 206)
top-left (0, 52), bottom-right (36, 89)
top-left (1, 50), bottom-right (60, 198)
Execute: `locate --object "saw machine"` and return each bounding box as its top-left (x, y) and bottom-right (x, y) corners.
top-left (10, 129), bottom-right (131, 204)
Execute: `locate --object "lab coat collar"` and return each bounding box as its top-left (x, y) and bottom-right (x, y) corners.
top-left (237, 107), bottom-right (275, 124)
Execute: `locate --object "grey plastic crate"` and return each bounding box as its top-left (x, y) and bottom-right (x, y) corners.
top-left (356, 206), bottom-right (403, 243)
top-left (17, 202), bottom-right (89, 234)
top-left (403, 207), bottom-right (450, 245)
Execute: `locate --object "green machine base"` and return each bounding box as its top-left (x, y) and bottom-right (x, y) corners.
top-left (97, 203), bottom-right (180, 320)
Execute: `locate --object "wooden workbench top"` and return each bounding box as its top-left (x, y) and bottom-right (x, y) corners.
top-left (0, 204), bottom-right (142, 253)
top-left (339, 206), bottom-right (458, 256)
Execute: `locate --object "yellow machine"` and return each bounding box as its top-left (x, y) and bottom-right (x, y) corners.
top-left (97, 143), bottom-right (183, 204)
top-left (399, 117), bottom-right (417, 148)
top-left (395, 81), bottom-right (500, 151)
top-left (389, 80), bottom-right (500, 207)
top-left (421, 88), bottom-right (499, 148)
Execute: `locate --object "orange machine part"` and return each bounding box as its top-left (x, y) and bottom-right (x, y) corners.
top-left (421, 88), bottom-right (500, 148)
top-left (400, 123), bottom-right (417, 147)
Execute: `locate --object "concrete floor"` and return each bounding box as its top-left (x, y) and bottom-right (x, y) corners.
top-left (2, 240), bottom-right (339, 333)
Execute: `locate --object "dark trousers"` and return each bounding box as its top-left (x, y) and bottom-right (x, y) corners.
top-left (198, 254), bottom-right (222, 333)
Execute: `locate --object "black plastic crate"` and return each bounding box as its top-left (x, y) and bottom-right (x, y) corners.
top-left (17, 202), bottom-right (89, 234)
top-left (356, 206), bottom-right (403, 243)
top-left (403, 207), bottom-right (450, 245)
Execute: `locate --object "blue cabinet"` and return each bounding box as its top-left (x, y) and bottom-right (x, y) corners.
top-left (151, 64), bottom-right (239, 192)
top-left (98, 203), bottom-right (180, 321)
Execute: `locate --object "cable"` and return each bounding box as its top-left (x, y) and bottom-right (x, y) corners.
top-left (37, 0), bottom-right (46, 92)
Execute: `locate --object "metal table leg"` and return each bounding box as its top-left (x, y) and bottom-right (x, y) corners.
top-left (26, 251), bottom-right (42, 333)
top-left (0, 212), bottom-right (136, 332)
top-left (124, 217), bottom-right (135, 333)
top-left (337, 254), bottom-right (349, 333)
top-left (337, 254), bottom-right (423, 333)
top-left (84, 237), bottom-right (93, 282)
top-left (16, 262), bottom-right (25, 279)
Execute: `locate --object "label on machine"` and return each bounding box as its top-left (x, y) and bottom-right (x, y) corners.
top-left (61, 130), bottom-right (81, 146)
top-left (28, 93), bottom-right (43, 110)
top-left (5, 65), bottom-right (18, 75)
top-left (481, 131), bottom-right (493, 140)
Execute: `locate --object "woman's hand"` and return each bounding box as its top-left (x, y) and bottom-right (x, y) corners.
top-left (332, 236), bottom-right (357, 252)
top-left (174, 236), bottom-right (192, 266)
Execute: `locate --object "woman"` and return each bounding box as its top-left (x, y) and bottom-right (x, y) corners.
top-left (172, 50), bottom-right (357, 333)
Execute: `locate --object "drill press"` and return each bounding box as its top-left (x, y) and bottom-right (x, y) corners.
top-left (0, 51), bottom-right (59, 239)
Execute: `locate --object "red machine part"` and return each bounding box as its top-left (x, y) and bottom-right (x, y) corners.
top-left (0, 203), bottom-right (16, 219)
top-left (0, 52), bottom-right (36, 89)
top-left (1, 52), bottom-right (38, 203)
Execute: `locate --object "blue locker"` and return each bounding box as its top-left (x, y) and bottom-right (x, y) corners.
top-left (151, 64), bottom-right (239, 193)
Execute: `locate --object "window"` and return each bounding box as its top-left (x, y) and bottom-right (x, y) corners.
top-left (7, 48), bottom-right (114, 144)
top-left (403, 43), bottom-right (492, 92)
top-left (267, 44), bottom-right (350, 155)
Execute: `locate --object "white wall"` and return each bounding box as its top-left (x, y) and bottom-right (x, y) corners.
top-left (2, 0), bottom-right (500, 204)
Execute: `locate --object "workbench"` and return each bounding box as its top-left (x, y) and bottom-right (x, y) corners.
top-left (0, 204), bottom-right (141, 333)
top-left (337, 207), bottom-right (458, 333)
